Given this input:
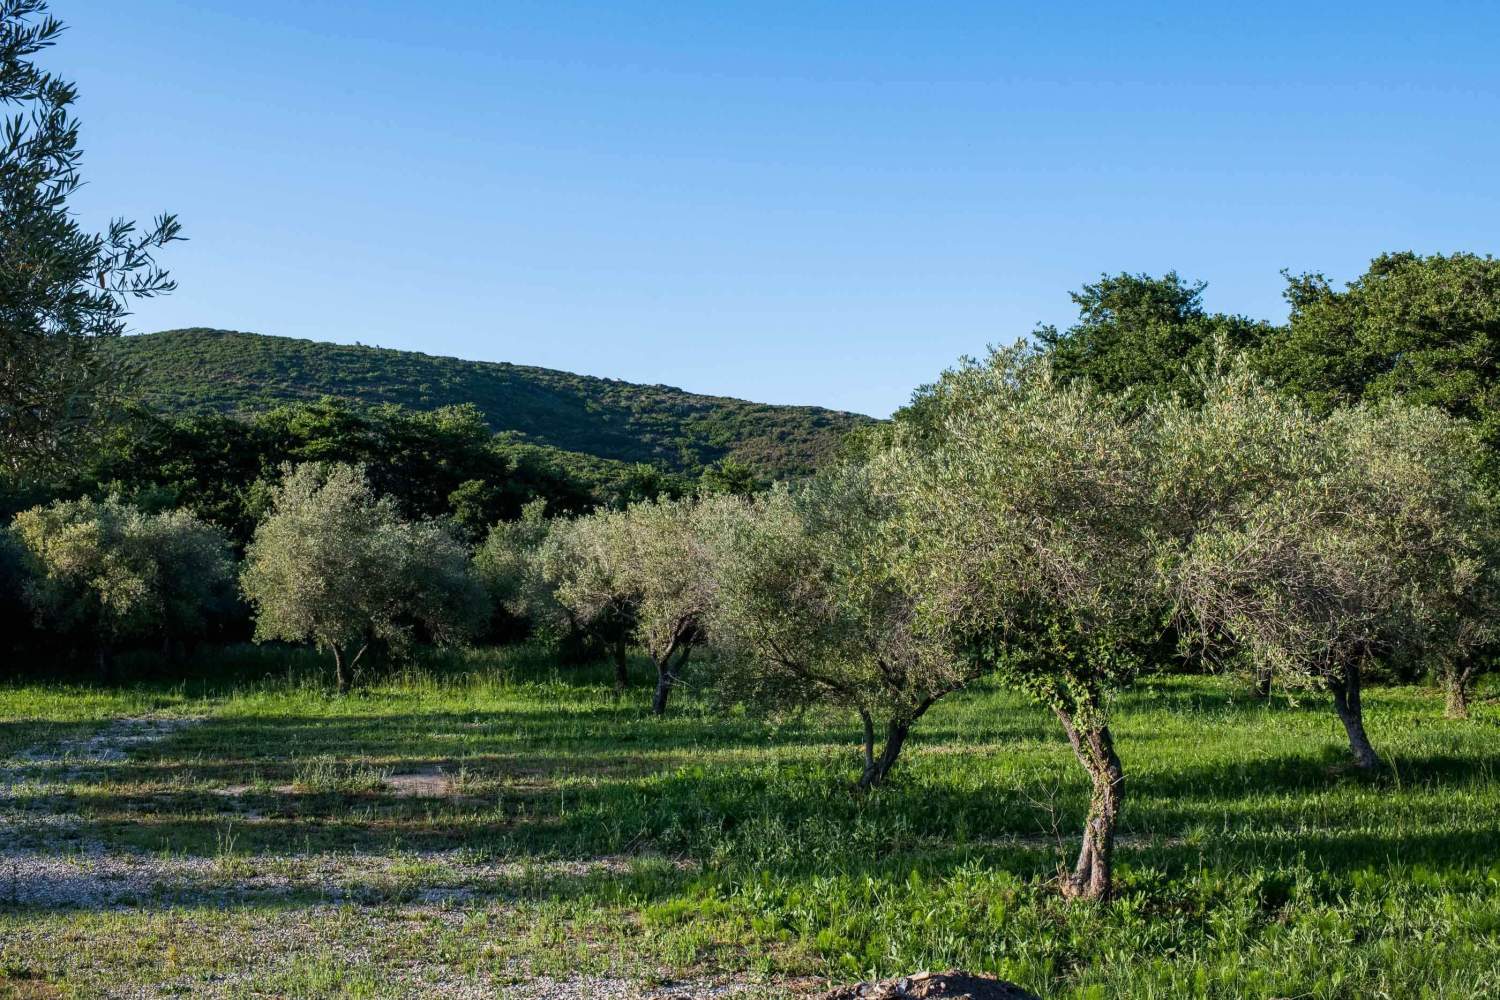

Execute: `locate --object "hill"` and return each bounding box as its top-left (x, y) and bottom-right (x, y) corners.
top-left (110, 329), bottom-right (874, 478)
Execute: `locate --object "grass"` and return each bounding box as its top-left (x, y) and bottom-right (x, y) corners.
top-left (1, 643), bottom-right (1498, 998)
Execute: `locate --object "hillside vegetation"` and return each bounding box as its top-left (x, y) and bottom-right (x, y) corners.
top-left (111, 329), bottom-right (872, 478)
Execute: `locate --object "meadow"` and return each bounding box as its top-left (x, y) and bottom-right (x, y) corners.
top-left (2, 648), bottom-right (1497, 999)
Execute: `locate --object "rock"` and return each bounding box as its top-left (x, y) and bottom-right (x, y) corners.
top-left (815, 970), bottom-right (1040, 1000)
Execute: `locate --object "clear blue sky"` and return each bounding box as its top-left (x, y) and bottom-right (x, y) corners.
top-left (65, 1), bottom-right (1500, 417)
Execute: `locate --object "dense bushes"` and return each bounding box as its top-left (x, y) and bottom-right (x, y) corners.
top-left (9, 496), bottom-right (235, 673)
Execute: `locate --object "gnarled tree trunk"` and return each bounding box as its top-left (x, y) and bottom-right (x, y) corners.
top-left (1329, 664), bottom-right (1380, 770)
top-left (858, 717), bottom-right (910, 790)
top-left (651, 643), bottom-right (691, 716)
top-left (1443, 665), bottom-right (1473, 720)
top-left (1055, 706), bottom-right (1124, 902)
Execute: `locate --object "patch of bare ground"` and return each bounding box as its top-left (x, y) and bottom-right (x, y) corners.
top-left (0, 849), bottom-right (699, 909)
top-left (0, 716), bottom-right (199, 785)
top-left (817, 971), bottom-right (1040, 1000)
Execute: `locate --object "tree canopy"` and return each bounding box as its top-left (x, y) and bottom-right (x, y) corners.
top-left (710, 465), bottom-right (970, 787)
top-left (1263, 252), bottom-right (1500, 483)
top-left (11, 495), bottom-right (233, 668)
top-left (240, 462), bottom-right (485, 690)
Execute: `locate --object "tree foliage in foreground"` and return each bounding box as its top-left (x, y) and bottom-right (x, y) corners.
top-left (710, 466), bottom-right (972, 787)
top-left (0, 0), bottom-right (180, 478)
top-left (862, 348), bottom-right (1499, 901)
top-left (240, 463), bottom-right (485, 691)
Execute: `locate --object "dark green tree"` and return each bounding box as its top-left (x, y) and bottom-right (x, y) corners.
top-left (0, 1), bottom-right (180, 477)
top-left (1262, 252), bottom-right (1500, 481)
top-left (1036, 272), bottom-right (1274, 402)
top-left (697, 456), bottom-right (760, 497)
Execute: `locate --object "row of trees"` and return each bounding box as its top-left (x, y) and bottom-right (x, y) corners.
top-left (476, 351), bottom-right (1495, 902)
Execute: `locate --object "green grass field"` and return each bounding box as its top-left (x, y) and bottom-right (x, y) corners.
top-left (1, 646), bottom-right (1497, 998)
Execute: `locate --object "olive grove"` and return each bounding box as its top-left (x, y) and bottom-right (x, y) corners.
top-left (11, 495), bottom-right (234, 673)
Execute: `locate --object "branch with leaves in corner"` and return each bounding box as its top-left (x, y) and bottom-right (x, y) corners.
top-left (0, 0), bottom-right (182, 478)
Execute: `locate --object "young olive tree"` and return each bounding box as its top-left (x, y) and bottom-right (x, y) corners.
top-left (878, 348), bottom-right (1161, 901)
top-left (709, 466), bottom-right (972, 788)
top-left (543, 496), bottom-right (731, 714)
top-left (628, 495), bottom-right (739, 715)
top-left (11, 496), bottom-right (233, 672)
top-left (241, 463), bottom-right (484, 691)
top-left (1176, 400), bottom-right (1498, 763)
top-left (537, 507), bottom-right (639, 691)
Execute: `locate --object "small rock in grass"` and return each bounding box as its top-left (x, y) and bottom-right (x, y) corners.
top-left (816, 970), bottom-right (1040, 1000)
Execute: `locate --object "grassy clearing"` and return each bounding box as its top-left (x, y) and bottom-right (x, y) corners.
top-left (1, 644), bottom-right (1498, 998)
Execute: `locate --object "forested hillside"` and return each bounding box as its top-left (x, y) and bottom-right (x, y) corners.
top-left (110, 328), bottom-right (872, 477)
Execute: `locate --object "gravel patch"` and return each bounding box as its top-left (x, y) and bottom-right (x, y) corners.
top-left (1, 715), bottom-right (200, 785)
top-left (0, 849), bottom-right (699, 909)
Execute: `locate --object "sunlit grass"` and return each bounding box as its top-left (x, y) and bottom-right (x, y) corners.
top-left (1, 643), bottom-right (1497, 997)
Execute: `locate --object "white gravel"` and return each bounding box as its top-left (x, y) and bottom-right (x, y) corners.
top-left (1, 714), bottom-right (199, 784)
top-left (0, 716), bottom-right (800, 998)
top-left (0, 848), bottom-right (699, 909)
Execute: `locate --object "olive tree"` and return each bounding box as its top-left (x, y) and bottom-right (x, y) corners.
top-left (537, 507), bottom-right (639, 691)
top-left (241, 463), bottom-right (484, 691)
top-left (543, 496), bottom-right (731, 714)
top-left (0, 1), bottom-right (181, 477)
top-left (11, 496), bottom-right (233, 672)
top-left (878, 348), bottom-right (1161, 901)
top-left (709, 466), bottom-right (973, 788)
top-left (1176, 399), bottom-right (1498, 763)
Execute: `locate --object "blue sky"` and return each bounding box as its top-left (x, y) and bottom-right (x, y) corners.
top-left (65, 1), bottom-right (1500, 416)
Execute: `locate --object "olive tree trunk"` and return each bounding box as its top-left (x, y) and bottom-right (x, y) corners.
top-left (330, 643), bottom-right (368, 695)
top-left (857, 714), bottom-right (910, 790)
top-left (1055, 707), bottom-right (1124, 902)
top-left (331, 646), bottom-right (349, 694)
top-left (651, 644), bottom-right (691, 716)
top-left (854, 695), bottom-right (944, 790)
top-left (611, 639), bottom-right (630, 694)
top-left (1443, 665), bottom-right (1474, 720)
top-left (1329, 664), bottom-right (1380, 770)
